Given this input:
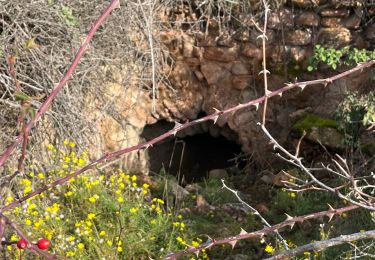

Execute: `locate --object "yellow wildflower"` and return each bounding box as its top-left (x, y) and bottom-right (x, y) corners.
top-left (129, 208), bottom-right (139, 214)
top-left (87, 213), bottom-right (95, 220)
top-left (265, 245), bottom-right (275, 254)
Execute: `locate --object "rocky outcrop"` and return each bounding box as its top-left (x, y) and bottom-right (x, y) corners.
top-left (87, 0), bottom-right (373, 174)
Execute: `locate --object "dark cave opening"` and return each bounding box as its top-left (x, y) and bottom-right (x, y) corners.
top-left (141, 119), bottom-right (244, 183)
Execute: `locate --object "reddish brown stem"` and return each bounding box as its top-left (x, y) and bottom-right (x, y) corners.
top-left (0, 0), bottom-right (119, 167)
top-left (1, 61), bottom-right (375, 213)
top-left (0, 216), bottom-right (6, 249)
top-left (1, 214), bottom-right (58, 259)
top-left (163, 204), bottom-right (359, 259)
top-left (17, 125), bottom-right (28, 173)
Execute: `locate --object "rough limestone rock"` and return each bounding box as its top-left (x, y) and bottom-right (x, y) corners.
top-left (241, 43), bottom-right (262, 60)
top-left (285, 29), bottom-right (312, 46)
top-left (307, 127), bottom-right (345, 150)
top-left (289, 0), bottom-right (327, 8)
top-left (320, 8), bottom-right (350, 17)
top-left (201, 62), bottom-right (227, 85)
top-left (321, 17), bottom-right (343, 27)
top-left (295, 11), bottom-right (320, 27)
top-left (203, 47), bottom-right (238, 62)
top-left (268, 8), bottom-right (294, 29)
top-left (231, 62), bottom-right (250, 75)
top-left (316, 28), bottom-right (351, 48)
top-left (80, 2), bottom-right (373, 175)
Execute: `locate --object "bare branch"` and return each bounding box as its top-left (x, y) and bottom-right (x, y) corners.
top-left (163, 204), bottom-right (359, 259)
top-left (1, 214), bottom-right (59, 259)
top-left (260, 123), bottom-right (375, 211)
top-left (266, 230), bottom-right (375, 260)
top-left (2, 61), bottom-right (375, 212)
top-left (0, 0), bottom-right (120, 167)
top-left (221, 179), bottom-right (289, 250)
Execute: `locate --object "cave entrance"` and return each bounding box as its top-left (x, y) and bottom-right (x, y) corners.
top-left (141, 119), bottom-right (243, 183)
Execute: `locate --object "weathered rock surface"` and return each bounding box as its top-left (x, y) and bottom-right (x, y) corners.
top-left (316, 28), bottom-right (351, 48)
top-left (307, 127), bottom-right (345, 150)
top-left (295, 11), bottom-right (320, 27)
top-left (289, 0), bottom-right (326, 8)
top-left (285, 29), bottom-right (312, 46)
top-left (82, 1), bottom-right (373, 175)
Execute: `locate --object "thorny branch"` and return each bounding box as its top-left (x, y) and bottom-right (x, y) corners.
top-left (221, 179), bottom-right (289, 250)
top-left (260, 0), bottom-right (270, 126)
top-left (162, 204), bottom-right (359, 259)
top-left (0, 0), bottom-right (120, 167)
top-left (260, 124), bottom-right (375, 211)
top-left (266, 230), bottom-right (375, 260)
top-left (2, 60), bottom-right (375, 213)
top-left (0, 1), bottom-right (374, 259)
top-left (0, 214), bottom-right (59, 259)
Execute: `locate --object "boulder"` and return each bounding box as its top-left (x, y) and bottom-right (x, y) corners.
top-left (232, 75), bottom-right (252, 90)
top-left (204, 47), bottom-right (238, 62)
top-left (321, 17), bottom-right (343, 27)
top-left (268, 8), bottom-right (294, 29)
top-left (316, 28), bottom-right (351, 48)
top-left (343, 12), bottom-right (362, 29)
top-left (285, 29), bottom-right (312, 46)
top-left (295, 11), bottom-right (320, 27)
top-left (289, 0), bottom-right (326, 8)
top-left (200, 62), bottom-right (227, 85)
top-left (241, 43), bottom-right (262, 60)
top-left (320, 8), bottom-right (350, 17)
top-left (307, 127), bottom-right (345, 150)
top-left (231, 61), bottom-right (249, 75)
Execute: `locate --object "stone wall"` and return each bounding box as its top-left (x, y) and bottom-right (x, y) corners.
top-left (90, 0), bottom-right (375, 173)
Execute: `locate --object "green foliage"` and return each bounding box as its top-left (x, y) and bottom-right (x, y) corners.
top-left (335, 91), bottom-right (375, 145)
top-left (308, 45), bottom-right (375, 71)
top-left (292, 114), bottom-right (338, 132)
top-left (267, 174), bottom-right (375, 258)
top-left (2, 141), bottom-right (196, 259)
top-left (200, 178), bottom-right (234, 205)
top-left (60, 6), bottom-right (78, 27)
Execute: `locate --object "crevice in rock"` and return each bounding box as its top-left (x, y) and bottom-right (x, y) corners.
top-left (141, 118), bottom-right (243, 183)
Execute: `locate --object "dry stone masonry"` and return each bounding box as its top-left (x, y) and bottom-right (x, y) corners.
top-left (91, 0), bottom-right (374, 174)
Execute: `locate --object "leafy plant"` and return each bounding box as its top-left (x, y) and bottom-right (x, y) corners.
top-left (60, 6), bottom-right (78, 27)
top-left (308, 45), bottom-right (375, 71)
top-left (2, 141), bottom-right (196, 259)
top-left (335, 91), bottom-right (375, 146)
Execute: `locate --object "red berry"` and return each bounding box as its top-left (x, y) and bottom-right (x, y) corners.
top-left (17, 239), bottom-right (28, 250)
top-left (37, 238), bottom-right (51, 250)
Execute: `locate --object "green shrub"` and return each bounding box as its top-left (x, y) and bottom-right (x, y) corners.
top-left (2, 141), bottom-right (196, 259)
top-left (335, 91), bottom-right (375, 146)
top-left (308, 45), bottom-right (375, 71)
